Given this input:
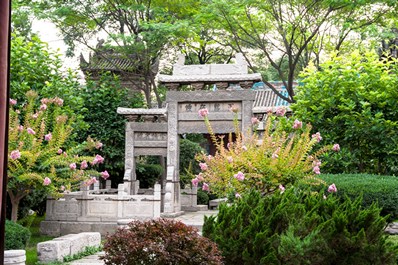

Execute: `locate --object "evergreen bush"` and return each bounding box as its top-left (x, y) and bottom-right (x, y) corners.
top-left (102, 218), bottom-right (223, 265)
top-left (5, 220), bottom-right (31, 250)
top-left (319, 174), bottom-right (398, 221)
top-left (203, 188), bottom-right (397, 265)
top-left (135, 163), bottom-right (163, 188)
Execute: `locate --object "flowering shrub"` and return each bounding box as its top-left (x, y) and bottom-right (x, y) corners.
top-left (7, 91), bottom-right (107, 221)
top-left (203, 188), bottom-right (397, 265)
top-left (102, 218), bottom-right (223, 265)
top-left (193, 109), bottom-right (337, 197)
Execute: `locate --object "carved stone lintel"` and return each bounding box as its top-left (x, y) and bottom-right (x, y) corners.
top-left (191, 82), bottom-right (205, 90)
top-left (165, 83), bottom-right (180, 91)
top-left (215, 82), bottom-right (229, 90)
top-left (240, 81), bottom-right (254, 89)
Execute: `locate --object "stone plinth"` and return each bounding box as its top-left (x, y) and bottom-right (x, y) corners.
top-left (4, 250), bottom-right (26, 265)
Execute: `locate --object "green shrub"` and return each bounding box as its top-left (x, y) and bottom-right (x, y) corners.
top-left (292, 51), bottom-right (398, 175)
top-left (319, 174), bottom-right (398, 221)
top-left (102, 218), bottom-right (223, 265)
top-left (203, 188), bottom-right (397, 265)
top-left (197, 189), bottom-right (209, 205)
top-left (5, 220), bottom-right (31, 250)
top-left (135, 163), bottom-right (163, 188)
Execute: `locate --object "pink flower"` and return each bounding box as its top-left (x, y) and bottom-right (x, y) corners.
top-left (80, 160), bottom-right (88, 170)
top-left (235, 193), bottom-right (241, 198)
top-left (197, 173), bottom-right (204, 182)
top-left (202, 183), bottom-right (209, 191)
top-left (242, 145), bottom-right (247, 151)
top-left (92, 154), bottom-right (104, 165)
top-left (328, 183), bottom-right (337, 193)
top-left (63, 152), bottom-right (67, 157)
top-left (279, 184), bottom-right (285, 193)
top-left (54, 97), bottom-right (64, 106)
top-left (101, 170), bottom-right (110, 180)
top-left (27, 128), bottom-right (35, 135)
top-left (32, 113), bottom-right (38, 119)
top-left (85, 177), bottom-right (98, 186)
top-left (15, 110), bottom-right (20, 114)
top-left (44, 133), bottom-right (52, 141)
top-left (272, 152), bottom-right (279, 159)
top-left (293, 119), bottom-right (302, 129)
top-left (311, 132), bottom-right (322, 142)
top-left (207, 155), bottom-right (213, 160)
top-left (199, 162), bottom-right (208, 171)
top-left (10, 150), bottom-right (21, 160)
top-left (60, 185), bottom-right (65, 191)
top-left (227, 156), bottom-right (233, 163)
top-left (9, 98), bottom-right (17, 105)
top-left (69, 163), bottom-right (76, 170)
top-left (192, 178), bottom-right (199, 187)
top-left (198, 108), bottom-right (209, 117)
top-left (251, 117), bottom-right (259, 125)
top-left (313, 166), bottom-right (321, 175)
top-left (313, 160), bottom-right (321, 167)
top-left (332, 144), bottom-right (340, 152)
top-left (56, 149), bottom-right (62, 155)
top-left (43, 177), bottom-right (51, 186)
top-left (41, 98), bottom-right (49, 104)
top-left (275, 107), bottom-right (286, 117)
top-left (234, 171), bottom-right (245, 181)
top-left (40, 104), bottom-right (47, 111)
top-left (95, 142), bottom-right (103, 149)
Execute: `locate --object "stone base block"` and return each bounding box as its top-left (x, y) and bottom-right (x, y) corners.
top-left (160, 211), bottom-right (184, 218)
top-left (181, 205), bottom-right (208, 212)
top-left (40, 220), bottom-right (118, 237)
top-left (4, 250), bottom-right (26, 265)
top-left (37, 240), bottom-right (70, 262)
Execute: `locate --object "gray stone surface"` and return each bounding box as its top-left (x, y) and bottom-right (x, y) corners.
top-left (37, 239), bottom-right (70, 262)
top-left (4, 250), bottom-right (26, 265)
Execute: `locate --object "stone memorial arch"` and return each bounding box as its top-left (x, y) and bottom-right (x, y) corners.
top-left (41, 53), bottom-right (291, 235)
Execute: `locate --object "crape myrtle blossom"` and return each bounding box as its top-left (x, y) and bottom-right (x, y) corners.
top-left (196, 173), bottom-right (204, 182)
top-left (43, 177), bottom-right (51, 186)
top-left (199, 162), bottom-right (208, 171)
top-left (85, 177), bottom-right (98, 186)
top-left (32, 113), bottom-right (38, 119)
top-left (27, 128), bottom-right (35, 135)
top-left (279, 185), bottom-right (285, 193)
top-left (18, 125), bottom-right (23, 132)
top-left (198, 108), bottom-right (209, 118)
top-left (235, 193), bottom-right (241, 199)
top-left (293, 119), bottom-right (303, 129)
top-left (328, 183), bottom-right (337, 193)
top-left (44, 133), bottom-right (52, 141)
top-left (227, 156), bottom-right (233, 163)
top-left (101, 170), bottom-right (110, 180)
top-left (92, 154), bottom-right (105, 165)
top-left (192, 178), bottom-right (199, 187)
top-left (57, 148), bottom-right (63, 155)
top-left (80, 160), bottom-right (88, 170)
top-left (40, 104), bottom-right (47, 111)
top-left (69, 163), bottom-right (76, 170)
top-left (95, 142), bottom-right (103, 149)
top-left (313, 166), bottom-right (321, 175)
top-left (202, 183), bottom-right (209, 191)
top-left (311, 132), bottom-right (322, 142)
top-left (251, 117), bottom-right (260, 125)
top-left (234, 171), bottom-right (245, 181)
top-left (275, 107), bottom-right (286, 116)
top-left (332, 144), bottom-right (340, 152)
top-left (9, 98), bottom-right (17, 105)
top-left (10, 150), bottom-right (21, 160)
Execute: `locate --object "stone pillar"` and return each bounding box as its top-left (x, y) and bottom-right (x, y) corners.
top-left (242, 99), bottom-right (254, 138)
top-left (154, 184), bottom-right (161, 218)
top-left (166, 101), bottom-right (181, 213)
top-left (124, 122), bottom-right (137, 194)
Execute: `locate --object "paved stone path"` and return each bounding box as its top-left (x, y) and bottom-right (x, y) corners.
top-left (69, 210), bottom-right (218, 265)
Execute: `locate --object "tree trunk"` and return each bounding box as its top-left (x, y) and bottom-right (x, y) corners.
top-left (8, 191), bottom-right (24, 221)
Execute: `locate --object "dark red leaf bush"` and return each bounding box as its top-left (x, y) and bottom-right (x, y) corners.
top-left (102, 218), bottom-right (223, 265)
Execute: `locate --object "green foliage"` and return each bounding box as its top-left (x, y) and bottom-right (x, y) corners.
top-left (319, 174), bottom-right (398, 221)
top-left (8, 90), bottom-right (103, 221)
top-left (195, 111), bottom-right (333, 197)
top-left (135, 163), bottom-right (163, 189)
top-left (102, 218), bottom-right (223, 265)
top-left (197, 189), bottom-right (209, 205)
top-left (203, 188), bottom-right (397, 265)
top-left (179, 138), bottom-right (204, 187)
top-left (293, 51), bottom-right (398, 175)
top-left (76, 74), bottom-right (145, 185)
top-left (63, 245), bottom-right (103, 262)
top-left (5, 220), bottom-right (31, 250)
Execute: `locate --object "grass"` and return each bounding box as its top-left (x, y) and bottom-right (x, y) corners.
top-left (25, 215), bottom-right (54, 265)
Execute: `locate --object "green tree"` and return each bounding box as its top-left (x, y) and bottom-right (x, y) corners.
top-left (8, 91), bottom-right (105, 221)
top-left (199, 0), bottom-right (396, 102)
top-left (292, 51), bottom-right (398, 175)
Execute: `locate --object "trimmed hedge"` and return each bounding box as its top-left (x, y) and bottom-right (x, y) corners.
top-left (203, 188), bottom-right (397, 265)
top-left (319, 174), bottom-right (398, 221)
top-left (5, 220), bottom-right (31, 250)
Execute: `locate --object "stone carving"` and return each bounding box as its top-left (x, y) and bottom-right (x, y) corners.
top-left (134, 132), bottom-right (167, 141)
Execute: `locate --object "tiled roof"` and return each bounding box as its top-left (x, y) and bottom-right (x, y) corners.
top-left (80, 52), bottom-right (138, 72)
